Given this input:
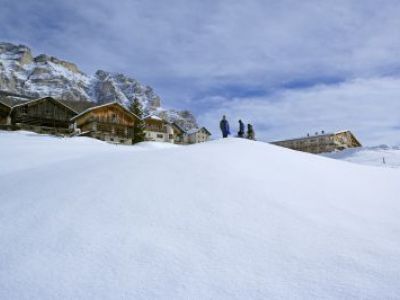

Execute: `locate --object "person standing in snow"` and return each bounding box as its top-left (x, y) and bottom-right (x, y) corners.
top-left (247, 124), bottom-right (255, 140)
top-left (238, 119), bottom-right (245, 138)
top-left (220, 115), bottom-right (230, 138)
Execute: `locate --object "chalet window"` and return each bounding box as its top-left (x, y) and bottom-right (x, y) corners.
top-left (169, 134), bottom-right (173, 139)
top-left (112, 114), bottom-right (117, 123)
top-left (157, 134), bottom-right (163, 139)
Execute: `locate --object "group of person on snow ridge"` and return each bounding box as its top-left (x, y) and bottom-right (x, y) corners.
top-left (219, 115), bottom-right (255, 140)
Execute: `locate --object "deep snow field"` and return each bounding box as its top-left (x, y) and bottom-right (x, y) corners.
top-left (1, 131), bottom-right (400, 299)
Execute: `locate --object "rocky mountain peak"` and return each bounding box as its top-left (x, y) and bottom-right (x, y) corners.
top-left (0, 42), bottom-right (198, 129)
top-left (34, 54), bottom-right (82, 74)
top-left (92, 70), bottom-right (161, 109)
top-left (0, 42), bottom-right (33, 65)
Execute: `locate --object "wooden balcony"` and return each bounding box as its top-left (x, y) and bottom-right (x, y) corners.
top-left (145, 125), bottom-right (168, 133)
top-left (13, 114), bottom-right (70, 128)
top-left (87, 121), bottom-right (134, 138)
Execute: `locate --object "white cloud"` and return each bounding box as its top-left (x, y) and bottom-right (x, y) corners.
top-left (1, 0), bottom-right (400, 144)
top-left (2, 1), bottom-right (400, 86)
top-left (199, 77), bottom-right (400, 146)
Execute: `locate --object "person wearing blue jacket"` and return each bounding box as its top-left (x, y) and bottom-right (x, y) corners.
top-left (220, 115), bottom-right (230, 138)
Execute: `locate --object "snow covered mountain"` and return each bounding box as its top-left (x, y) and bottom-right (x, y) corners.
top-left (1, 131), bottom-right (400, 299)
top-left (0, 42), bottom-right (197, 130)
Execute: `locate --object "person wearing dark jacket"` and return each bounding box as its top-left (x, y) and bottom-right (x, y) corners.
top-left (238, 120), bottom-right (245, 137)
top-left (247, 124), bottom-right (255, 140)
top-left (220, 115), bottom-right (230, 138)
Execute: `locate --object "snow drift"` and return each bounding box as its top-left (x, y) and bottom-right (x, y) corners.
top-left (0, 131), bottom-right (400, 299)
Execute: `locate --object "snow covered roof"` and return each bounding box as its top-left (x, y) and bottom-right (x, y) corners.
top-left (70, 101), bottom-right (139, 121)
top-left (143, 114), bottom-right (163, 121)
top-left (200, 127), bottom-right (212, 135)
top-left (334, 130), bottom-right (352, 135)
top-left (171, 122), bottom-right (186, 133)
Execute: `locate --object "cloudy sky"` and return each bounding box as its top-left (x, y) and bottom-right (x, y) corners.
top-left (1, 0), bottom-right (400, 145)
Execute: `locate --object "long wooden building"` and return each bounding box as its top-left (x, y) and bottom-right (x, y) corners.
top-left (271, 130), bottom-right (362, 154)
top-left (10, 97), bottom-right (77, 134)
top-left (71, 102), bottom-right (139, 144)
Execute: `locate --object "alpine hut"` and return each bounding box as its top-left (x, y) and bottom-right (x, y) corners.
top-left (71, 102), bottom-right (139, 144)
top-left (10, 97), bottom-right (77, 134)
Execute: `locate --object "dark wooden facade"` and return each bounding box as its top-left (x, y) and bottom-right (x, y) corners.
top-left (71, 102), bottom-right (138, 144)
top-left (11, 97), bottom-right (77, 133)
top-left (0, 102), bottom-right (11, 125)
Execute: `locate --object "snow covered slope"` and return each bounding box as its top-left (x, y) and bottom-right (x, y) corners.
top-left (323, 145), bottom-right (400, 168)
top-left (1, 131), bottom-right (400, 299)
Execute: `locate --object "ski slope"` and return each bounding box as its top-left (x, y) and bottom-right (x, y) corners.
top-left (1, 131), bottom-right (400, 299)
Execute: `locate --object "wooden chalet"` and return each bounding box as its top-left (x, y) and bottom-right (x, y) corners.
top-left (71, 102), bottom-right (139, 144)
top-left (10, 97), bottom-right (77, 134)
top-left (144, 115), bottom-right (174, 143)
top-left (0, 101), bottom-right (11, 125)
top-left (187, 127), bottom-right (211, 144)
top-left (271, 130), bottom-right (362, 154)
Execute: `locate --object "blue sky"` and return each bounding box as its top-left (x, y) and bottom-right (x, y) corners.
top-left (1, 0), bottom-right (400, 145)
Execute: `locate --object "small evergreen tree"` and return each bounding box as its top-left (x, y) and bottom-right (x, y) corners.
top-left (130, 97), bottom-right (146, 143)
